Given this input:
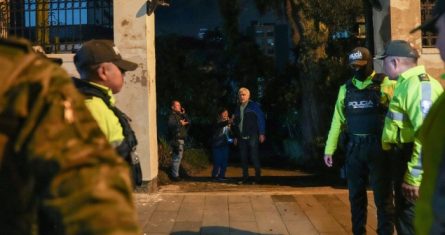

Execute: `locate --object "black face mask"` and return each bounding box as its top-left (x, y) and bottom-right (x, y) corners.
top-left (353, 63), bottom-right (373, 81)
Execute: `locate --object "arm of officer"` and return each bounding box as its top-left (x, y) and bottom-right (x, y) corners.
top-left (401, 80), bottom-right (429, 200)
top-left (380, 78), bottom-right (396, 151)
top-left (404, 79), bottom-right (432, 187)
top-left (324, 85), bottom-right (347, 167)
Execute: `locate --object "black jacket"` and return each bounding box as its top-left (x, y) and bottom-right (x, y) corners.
top-left (167, 111), bottom-right (189, 141)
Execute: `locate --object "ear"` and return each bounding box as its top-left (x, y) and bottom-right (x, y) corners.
top-left (96, 63), bottom-right (108, 81)
top-left (392, 58), bottom-right (400, 69)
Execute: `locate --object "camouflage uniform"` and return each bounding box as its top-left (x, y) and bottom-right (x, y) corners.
top-left (0, 38), bottom-right (141, 235)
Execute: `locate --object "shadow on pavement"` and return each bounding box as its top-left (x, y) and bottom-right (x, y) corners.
top-left (171, 226), bottom-right (280, 235)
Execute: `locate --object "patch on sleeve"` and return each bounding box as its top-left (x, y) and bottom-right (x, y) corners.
top-left (418, 74), bottom-right (429, 81)
top-left (421, 100), bottom-right (433, 116)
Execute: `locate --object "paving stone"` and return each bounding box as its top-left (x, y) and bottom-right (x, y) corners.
top-left (255, 211), bottom-right (289, 235)
top-left (229, 202), bottom-right (255, 222)
top-left (229, 221), bottom-right (259, 234)
top-left (183, 194), bottom-right (206, 204)
top-left (271, 195), bottom-right (297, 202)
top-left (176, 209), bottom-right (204, 222)
top-left (143, 211), bottom-right (177, 233)
top-left (275, 202), bottom-right (306, 221)
top-left (136, 181), bottom-right (380, 235)
top-left (205, 195), bottom-right (228, 209)
top-left (155, 196), bottom-right (183, 211)
top-left (229, 195), bottom-right (250, 203)
top-left (250, 195), bottom-right (277, 212)
top-left (283, 218), bottom-right (318, 235)
top-left (202, 209), bottom-right (229, 226)
top-left (296, 195), bottom-right (347, 234)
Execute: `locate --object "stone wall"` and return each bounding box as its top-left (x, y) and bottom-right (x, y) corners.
top-left (373, 0), bottom-right (444, 85)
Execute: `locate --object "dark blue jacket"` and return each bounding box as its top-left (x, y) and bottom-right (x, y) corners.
top-left (233, 100), bottom-right (266, 138)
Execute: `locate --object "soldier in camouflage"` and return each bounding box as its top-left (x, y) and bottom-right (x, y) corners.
top-left (0, 37), bottom-right (141, 235)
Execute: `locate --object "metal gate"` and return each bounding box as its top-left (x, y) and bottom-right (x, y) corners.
top-left (0, 0), bottom-right (113, 53)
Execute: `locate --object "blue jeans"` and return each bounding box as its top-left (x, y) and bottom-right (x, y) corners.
top-left (171, 139), bottom-right (184, 178)
top-left (239, 135), bottom-right (261, 179)
top-left (212, 145), bottom-right (229, 178)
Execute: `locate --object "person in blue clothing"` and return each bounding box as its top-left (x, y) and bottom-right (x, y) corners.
top-left (233, 87), bottom-right (266, 184)
top-left (211, 108), bottom-right (233, 181)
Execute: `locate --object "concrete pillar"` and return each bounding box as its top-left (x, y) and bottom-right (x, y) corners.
top-left (113, 0), bottom-right (158, 191)
top-left (372, 0), bottom-right (391, 73)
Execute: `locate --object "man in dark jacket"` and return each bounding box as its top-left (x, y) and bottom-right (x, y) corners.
top-left (168, 100), bottom-right (190, 181)
top-left (233, 87), bottom-right (266, 184)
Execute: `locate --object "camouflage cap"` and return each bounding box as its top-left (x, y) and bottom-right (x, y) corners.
top-left (374, 40), bottom-right (419, 60)
top-left (348, 47), bottom-right (371, 66)
top-left (74, 39), bottom-right (137, 72)
top-left (410, 0), bottom-right (445, 33)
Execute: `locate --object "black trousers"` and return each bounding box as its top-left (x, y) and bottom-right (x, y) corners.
top-left (390, 144), bottom-right (415, 235)
top-left (239, 135), bottom-right (261, 179)
top-left (345, 135), bottom-right (395, 235)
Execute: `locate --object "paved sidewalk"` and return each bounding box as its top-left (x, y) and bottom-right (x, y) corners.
top-left (135, 188), bottom-right (378, 235)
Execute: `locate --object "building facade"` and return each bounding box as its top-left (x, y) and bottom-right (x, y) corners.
top-left (373, 0), bottom-right (444, 84)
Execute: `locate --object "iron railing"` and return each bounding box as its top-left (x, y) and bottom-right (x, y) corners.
top-left (0, 0), bottom-right (113, 53)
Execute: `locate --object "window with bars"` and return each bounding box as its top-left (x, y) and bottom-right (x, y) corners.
top-left (0, 0), bottom-right (113, 53)
top-left (421, 0), bottom-right (437, 48)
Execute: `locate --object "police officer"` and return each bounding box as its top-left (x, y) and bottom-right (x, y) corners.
top-left (0, 37), bottom-right (140, 234)
top-left (324, 47), bottom-right (395, 235)
top-left (411, 0), bottom-right (445, 233)
top-left (377, 40), bottom-right (443, 235)
top-left (73, 39), bottom-right (142, 186)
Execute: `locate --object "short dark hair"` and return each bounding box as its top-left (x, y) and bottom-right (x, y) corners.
top-left (76, 64), bottom-right (100, 81)
top-left (171, 100), bottom-right (180, 107)
top-left (217, 107), bottom-right (228, 115)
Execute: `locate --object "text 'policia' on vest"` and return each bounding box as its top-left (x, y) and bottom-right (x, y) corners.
top-left (344, 73), bottom-right (387, 135)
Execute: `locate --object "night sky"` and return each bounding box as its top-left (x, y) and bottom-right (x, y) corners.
top-left (155, 0), bottom-right (286, 37)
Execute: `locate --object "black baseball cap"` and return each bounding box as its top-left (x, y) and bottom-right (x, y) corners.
top-left (410, 0), bottom-right (445, 33)
top-left (348, 47), bottom-right (371, 66)
top-left (74, 39), bottom-right (137, 71)
top-left (374, 40), bottom-right (419, 60)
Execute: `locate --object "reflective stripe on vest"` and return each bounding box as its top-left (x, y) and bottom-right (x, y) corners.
top-left (421, 81), bottom-right (433, 118)
top-left (386, 111), bottom-right (407, 121)
top-left (411, 151), bottom-right (423, 178)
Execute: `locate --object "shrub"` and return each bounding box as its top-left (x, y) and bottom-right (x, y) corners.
top-left (157, 137), bottom-right (210, 185)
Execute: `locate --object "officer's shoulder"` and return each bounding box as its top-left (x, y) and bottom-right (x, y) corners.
top-left (380, 76), bottom-right (396, 85)
top-left (84, 95), bottom-right (104, 103)
top-left (372, 73), bottom-right (386, 84)
top-left (405, 73), bottom-right (436, 86)
top-left (426, 74), bottom-right (443, 87)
